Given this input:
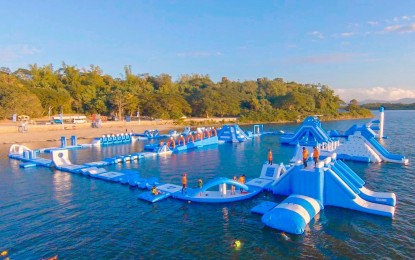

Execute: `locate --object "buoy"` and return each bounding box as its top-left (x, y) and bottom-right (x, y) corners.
top-left (1, 250), bottom-right (8, 256)
top-left (232, 240), bottom-right (241, 248)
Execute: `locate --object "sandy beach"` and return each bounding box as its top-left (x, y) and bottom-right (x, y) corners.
top-left (0, 118), bottom-right (237, 144)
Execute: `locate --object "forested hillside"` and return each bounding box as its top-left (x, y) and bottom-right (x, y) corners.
top-left (361, 103), bottom-right (415, 110)
top-left (0, 64), bottom-right (372, 122)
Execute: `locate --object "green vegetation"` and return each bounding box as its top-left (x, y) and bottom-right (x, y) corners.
top-left (0, 64), bottom-right (372, 122)
top-left (361, 102), bottom-right (415, 110)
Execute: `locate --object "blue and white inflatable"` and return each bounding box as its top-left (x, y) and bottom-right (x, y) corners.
top-left (261, 195), bottom-right (322, 235)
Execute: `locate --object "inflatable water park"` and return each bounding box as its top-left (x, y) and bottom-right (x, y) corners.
top-left (8, 118), bottom-right (403, 236)
top-left (280, 112), bottom-right (409, 164)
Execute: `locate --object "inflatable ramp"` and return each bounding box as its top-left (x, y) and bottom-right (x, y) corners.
top-left (51, 150), bottom-right (87, 173)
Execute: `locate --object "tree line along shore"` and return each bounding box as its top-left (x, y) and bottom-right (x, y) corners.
top-left (0, 64), bottom-right (372, 124)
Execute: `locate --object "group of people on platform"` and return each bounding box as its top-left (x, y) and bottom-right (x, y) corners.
top-left (180, 172), bottom-right (246, 195)
top-left (152, 146), bottom-right (321, 197)
top-left (268, 146), bottom-right (320, 168)
top-left (302, 146), bottom-right (320, 168)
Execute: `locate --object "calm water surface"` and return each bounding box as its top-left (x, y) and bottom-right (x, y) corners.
top-left (0, 110), bottom-right (414, 259)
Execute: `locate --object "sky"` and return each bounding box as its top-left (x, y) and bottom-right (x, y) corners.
top-left (1, 0), bottom-right (415, 102)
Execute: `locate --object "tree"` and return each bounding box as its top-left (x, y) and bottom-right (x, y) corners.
top-left (0, 74), bottom-right (43, 119)
top-left (110, 87), bottom-right (127, 119)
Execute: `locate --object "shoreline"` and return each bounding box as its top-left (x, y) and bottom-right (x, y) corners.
top-left (0, 118), bottom-right (236, 144)
top-left (0, 115), bottom-right (373, 145)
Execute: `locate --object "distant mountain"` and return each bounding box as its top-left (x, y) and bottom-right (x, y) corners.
top-left (359, 98), bottom-right (415, 105)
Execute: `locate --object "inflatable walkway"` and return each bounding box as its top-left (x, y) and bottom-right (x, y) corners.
top-left (49, 149), bottom-right (160, 189)
top-left (9, 144), bottom-right (53, 168)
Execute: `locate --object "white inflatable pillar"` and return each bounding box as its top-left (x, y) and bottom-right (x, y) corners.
top-left (220, 183), bottom-right (227, 196)
top-left (379, 106), bottom-right (384, 139)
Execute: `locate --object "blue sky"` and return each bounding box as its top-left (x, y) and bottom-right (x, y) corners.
top-left (1, 0), bottom-right (415, 102)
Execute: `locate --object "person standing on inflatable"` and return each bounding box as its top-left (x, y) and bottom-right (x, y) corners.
top-left (238, 174), bottom-right (246, 193)
top-left (197, 178), bottom-right (203, 196)
top-left (151, 185), bottom-right (160, 195)
top-left (302, 147), bottom-right (308, 168)
top-left (313, 146), bottom-right (320, 167)
top-left (181, 173), bottom-right (187, 193)
top-left (231, 176), bottom-right (237, 195)
top-left (268, 149), bottom-right (273, 165)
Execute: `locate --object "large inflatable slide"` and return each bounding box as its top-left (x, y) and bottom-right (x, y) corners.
top-left (253, 154), bottom-right (396, 235)
top-left (280, 116), bottom-right (336, 146)
top-left (334, 126), bottom-right (408, 164)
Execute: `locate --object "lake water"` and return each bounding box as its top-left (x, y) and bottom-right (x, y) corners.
top-left (0, 110), bottom-right (414, 259)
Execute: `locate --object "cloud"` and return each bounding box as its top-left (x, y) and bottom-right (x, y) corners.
top-left (0, 45), bottom-right (41, 62)
top-left (384, 23), bottom-right (415, 33)
top-left (176, 51), bottom-right (223, 58)
top-left (308, 31), bottom-right (324, 39)
top-left (285, 44), bottom-right (297, 49)
top-left (368, 21), bottom-right (379, 26)
top-left (335, 87), bottom-right (415, 103)
top-left (287, 53), bottom-right (363, 64)
top-left (340, 32), bottom-right (354, 37)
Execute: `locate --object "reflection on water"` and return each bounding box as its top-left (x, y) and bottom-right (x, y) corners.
top-left (52, 172), bottom-right (72, 204)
